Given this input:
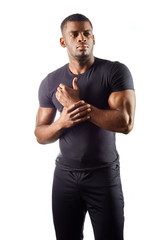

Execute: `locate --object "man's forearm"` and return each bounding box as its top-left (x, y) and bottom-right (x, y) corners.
top-left (89, 105), bottom-right (133, 134)
top-left (35, 101), bottom-right (92, 144)
top-left (55, 82), bottom-right (135, 134)
top-left (35, 119), bottom-right (64, 144)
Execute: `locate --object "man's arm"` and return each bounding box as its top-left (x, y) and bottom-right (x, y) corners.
top-left (88, 90), bottom-right (136, 134)
top-left (35, 107), bottom-right (62, 144)
top-left (34, 101), bottom-right (91, 144)
top-left (56, 80), bottom-right (136, 134)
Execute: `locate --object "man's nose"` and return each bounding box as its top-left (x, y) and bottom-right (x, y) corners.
top-left (77, 33), bottom-right (86, 42)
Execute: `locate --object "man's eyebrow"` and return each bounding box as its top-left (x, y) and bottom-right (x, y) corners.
top-left (69, 29), bottom-right (92, 33)
top-left (69, 30), bottom-right (78, 33)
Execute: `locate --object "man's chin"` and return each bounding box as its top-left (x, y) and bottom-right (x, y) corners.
top-left (74, 53), bottom-right (90, 61)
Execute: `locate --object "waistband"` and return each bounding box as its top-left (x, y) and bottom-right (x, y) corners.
top-left (55, 155), bottom-right (120, 172)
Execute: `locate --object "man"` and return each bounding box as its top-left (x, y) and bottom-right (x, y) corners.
top-left (35, 13), bottom-right (136, 240)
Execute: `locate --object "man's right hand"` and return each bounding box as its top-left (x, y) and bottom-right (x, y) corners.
top-left (58, 100), bottom-right (91, 128)
top-left (35, 101), bottom-right (91, 144)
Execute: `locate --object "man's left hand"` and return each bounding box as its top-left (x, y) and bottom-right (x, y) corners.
top-left (56, 77), bottom-right (80, 108)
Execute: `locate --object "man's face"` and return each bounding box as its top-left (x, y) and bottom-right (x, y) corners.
top-left (60, 21), bottom-right (95, 61)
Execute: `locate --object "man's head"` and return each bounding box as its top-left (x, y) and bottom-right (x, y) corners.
top-left (60, 13), bottom-right (93, 34)
top-left (60, 13), bottom-right (95, 61)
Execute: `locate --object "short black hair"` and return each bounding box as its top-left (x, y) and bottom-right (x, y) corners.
top-left (60, 13), bottom-right (93, 33)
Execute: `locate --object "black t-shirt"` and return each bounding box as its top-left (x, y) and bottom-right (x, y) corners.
top-left (38, 57), bottom-right (134, 171)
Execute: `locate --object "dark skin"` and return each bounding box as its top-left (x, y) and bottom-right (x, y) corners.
top-left (35, 21), bottom-right (136, 144)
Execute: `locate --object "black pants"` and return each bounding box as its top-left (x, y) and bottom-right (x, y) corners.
top-left (52, 162), bottom-right (124, 240)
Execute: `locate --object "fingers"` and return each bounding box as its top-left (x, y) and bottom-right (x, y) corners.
top-left (73, 115), bottom-right (91, 124)
top-left (59, 83), bottom-right (66, 89)
top-left (72, 110), bottom-right (91, 121)
top-left (57, 86), bottom-right (63, 93)
top-left (70, 104), bottom-right (91, 118)
top-left (67, 101), bottom-right (87, 113)
top-left (56, 89), bottom-right (61, 100)
top-left (67, 101), bottom-right (91, 122)
top-left (57, 84), bottom-right (67, 94)
top-left (72, 77), bottom-right (79, 90)
top-left (60, 100), bottom-right (91, 128)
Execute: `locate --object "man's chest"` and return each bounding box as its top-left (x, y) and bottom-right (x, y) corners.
top-left (50, 73), bottom-right (111, 112)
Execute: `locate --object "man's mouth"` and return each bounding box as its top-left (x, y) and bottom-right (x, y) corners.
top-left (76, 45), bottom-right (88, 49)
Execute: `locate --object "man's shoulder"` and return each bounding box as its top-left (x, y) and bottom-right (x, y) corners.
top-left (40, 63), bottom-right (68, 90)
top-left (47, 63), bottom-right (68, 80)
top-left (94, 57), bottom-right (121, 74)
top-left (95, 57), bottom-right (129, 73)
top-left (95, 57), bottom-right (119, 68)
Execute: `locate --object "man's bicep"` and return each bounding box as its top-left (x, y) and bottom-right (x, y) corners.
top-left (36, 107), bottom-right (57, 127)
top-left (108, 90), bottom-right (136, 115)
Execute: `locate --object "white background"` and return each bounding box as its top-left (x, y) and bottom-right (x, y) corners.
top-left (0, 0), bottom-right (160, 239)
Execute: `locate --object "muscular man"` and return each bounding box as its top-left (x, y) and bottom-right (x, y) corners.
top-left (35, 13), bottom-right (136, 240)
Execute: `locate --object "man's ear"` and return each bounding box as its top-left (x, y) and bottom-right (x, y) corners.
top-left (60, 37), bottom-right (66, 48)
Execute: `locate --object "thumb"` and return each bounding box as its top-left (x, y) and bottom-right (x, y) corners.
top-left (72, 77), bottom-right (79, 90)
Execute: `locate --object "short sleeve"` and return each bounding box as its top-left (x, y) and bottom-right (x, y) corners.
top-left (38, 76), bottom-right (55, 108)
top-left (109, 62), bottom-right (134, 92)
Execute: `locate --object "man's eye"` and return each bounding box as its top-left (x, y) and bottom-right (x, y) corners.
top-left (84, 32), bottom-right (91, 37)
top-left (71, 32), bottom-right (78, 38)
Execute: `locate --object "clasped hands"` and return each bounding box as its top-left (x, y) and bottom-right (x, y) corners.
top-left (56, 77), bottom-right (92, 128)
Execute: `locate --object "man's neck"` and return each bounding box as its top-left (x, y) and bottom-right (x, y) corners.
top-left (68, 55), bottom-right (95, 75)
